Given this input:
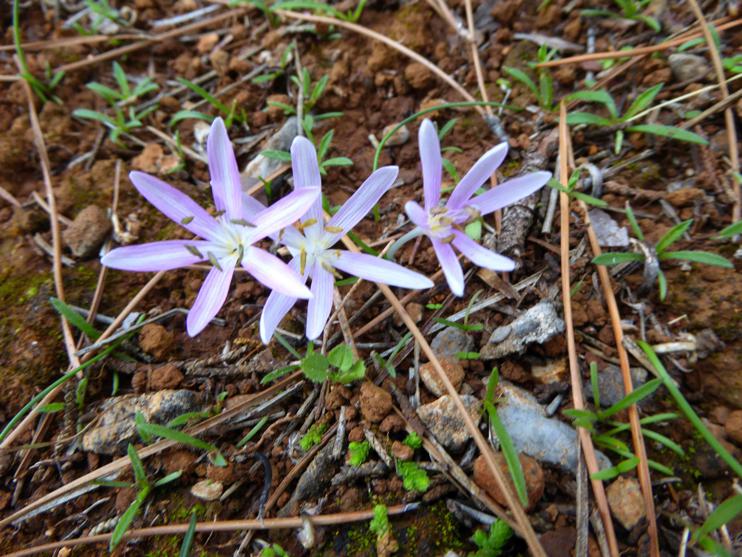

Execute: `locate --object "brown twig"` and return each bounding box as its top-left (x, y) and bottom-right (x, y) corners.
top-left (538, 18), bottom-right (742, 67)
top-left (685, 1), bottom-right (740, 224)
top-left (557, 102), bottom-right (619, 557)
top-left (5, 503), bottom-right (414, 557)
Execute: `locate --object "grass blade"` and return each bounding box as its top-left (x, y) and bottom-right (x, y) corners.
top-left (179, 510), bottom-right (199, 557)
top-left (659, 250), bottom-right (733, 268)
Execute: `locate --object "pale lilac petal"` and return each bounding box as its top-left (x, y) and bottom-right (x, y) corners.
top-left (252, 188), bottom-right (320, 240)
top-left (332, 251), bottom-right (433, 289)
top-left (468, 171), bottom-right (551, 215)
top-left (207, 117), bottom-right (242, 219)
top-left (325, 166), bottom-right (398, 244)
top-left (102, 240), bottom-right (211, 272)
top-left (290, 136), bottom-right (324, 240)
top-left (242, 193), bottom-right (266, 221)
top-left (129, 171), bottom-right (219, 240)
top-left (186, 259), bottom-right (235, 337)
top-left (404, 200), bottom-right (429, 229)
top-left (447, 143), bottom-right (508, 210)
top-left (419, 119), bottom-right (442, 210)
top-left (259, 258), bottom-right (303, 343)
top-left (279, 226), bottom-right (306, 250)
top-left (242, 247), bottom-right (312, 298)
top-left (452, 230), bottom-right (515, 271)
top-left (432, 239), bottom-right (464, 296)
top-left (306, 263), bottom-right (334, 340)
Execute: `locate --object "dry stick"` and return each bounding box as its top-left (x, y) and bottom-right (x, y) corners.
top-left (4, 504), bottom-right (413, 557)
top-left (336, 241), bottom-right (546, 556)
top-left (685, 0), bottom-right (740, 224)
top-left (276, 10), bottom-right (480, 109)
top-left (579, 204), bottom-right (660, 557)
top-left (537, 18), bottom-right (742, 67)
top-left (0, 33), bottom-right (146, 52)
top-left (0, 372), bottom-right (301, 529)
top-left (557, 102), bottom-right (620, 557)
top-left (53, 7), bottom-right (248, 74)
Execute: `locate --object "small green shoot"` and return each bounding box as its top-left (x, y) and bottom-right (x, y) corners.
top-left (259, 543), bottom-right (290, 557)
top-left (470, 519), bottom-right (513, 557)
top-left (299, 343), bottom-right (366, 384)
top-left (300, 422), bottom-right (327, 451)
top-left (86, 62), bottom-right (158, 107)
top-left (136, 419), bottom-right (227, 467)
top-left (170, 77), bottom-right (247, 127)
top-left (273, 0), bottom-right (368, 22)
top-left (73, 105), bottom-right (157, 145)
top-left (503, 45), bottom-right (557, 112)
top-left (396, 460), bottom-right (430, 493)
top-left (547, 169), bottom-right (607, 208)
top-left (369, 503), bottom-right (391, 536)
top-left (582, 0), bottom-right (661, 32)
top-left (403, 432), bottom-right (423, 450)
top-left (348, 440), bottom-right (370, 466)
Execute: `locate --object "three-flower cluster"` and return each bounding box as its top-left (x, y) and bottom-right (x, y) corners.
top-left (102, 117), bottom-right (550, 340)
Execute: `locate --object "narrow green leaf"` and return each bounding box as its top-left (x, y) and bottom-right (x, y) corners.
top-left (655, 219), bottom-right (693, 253)
top-left (503, 66), bottom-right (537, 97)
top-left (38, 402), bottom-right (65, 413)
top-left (624, 203), bottom-right (644, 240)
top-left (624, 84), bottom-right (663, 119)
top-left (179, 510), bottom-right (199, 557)
top-left (153, 470), bottom-right (182, 487)
top-left (717, 219), bottom-right (742, 239)
top-left (127, 443), bottom-right (148, 487)
top-left (260, 364), bottom-right (300, 384)
top-left (627, 124), bottom-right (708, 145)
top-left (566, 112), bottom-right (614, 127)
top-left (73, 108), bottom-right (114, 125)
top-left (110, 487), bottom-right (149, 551)
top-left (565, 90), bottom-right (618, 118)
top-left (693, 494), bottom-right (742, 543)
top-left (136, 422), bottom-right (216, 453)
top-left (659, 250), bottom-right (733, 268)
top-left (169, 110), bottom-right (213, 126)
top-left (322, 156), bottom-right (353, 168)
top-left (50, 297), bottom-right (101, 339)
top-left (598, 378), bottom-right (662, 419)
top-left (112, 61), bottom-right (129, 96)
top-left (590, 456), bottom-right (639, 481)
top-left (262, 149), bottom-right (292, 162)
top-left (485, 400), bottom-right (529, 507)
top-left (592, 252), bottom-right (645, 266)
top-left (572, 191), bottom-right (608, 208)
top-left (641, 428), bottom-right (684, 456)
top-left (590, 362), bottom-right (600, 409)
top-left (236, 416), bottom-right (269, 449)
top-left (657, 269), bottom-right (667, 301)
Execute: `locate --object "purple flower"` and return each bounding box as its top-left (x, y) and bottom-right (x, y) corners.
top-left (102, 117), bottom-right (318, 337)
top-left (404, 119), bottom-right (551, 296)
top-left (254, 136), bottom-right (433, 342)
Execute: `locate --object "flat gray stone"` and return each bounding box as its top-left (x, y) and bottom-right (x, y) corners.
top-left (589, 209), bottom-right (629, 248)
top-left (481, 301), bottom-right (565, 359)
top-left (417, 394), bottom-right (481, 452)
top-left (82, 390), bottom-right (202, 455)
top-left (585, 364), bottom-right (649, 408)
top-left (431, 327), bottom-right (474, 358)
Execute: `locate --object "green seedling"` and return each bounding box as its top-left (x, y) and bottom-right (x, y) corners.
top-left (582, 0), bottom-right (661, 32)
top-left (300, 422), bottom-right (327, 451)
top-left (72, 0), bottom-right (127, 35)
top-left (592, 204), bottom-right (732, 300)
top-left (273, 0), bottom-right (368, 22)
top-left (135, 414), bottom-right (228, 467)
top-left (106, 444), bottom-right (182, 551)
top-left (566, 84), bottom-right (707, 153)
top-left (692, 494), bottom-right (742, 556)
top-left (348, 440), bottom-right (370, 466)
top-left (253, 41), bottom-right (295, 84)
top-left (678, 24), bottom-right (741, 75)
top-left (503, 44), bottom-right (557, 112)
top-left (396, 460), bottom-right (430, 493)
top-left (73, 104), bottom-right (157, 144)
top-left (170, 77), bottom-right (247, 127)
top-left (403, 432), bottom-right (423, 450)
top-left (259, 543), bottom-right (289, 557)
top-left (564, 363), bottom-right (682, 480)
top-left (548, 168), bottom-right (608, 208)
top-left (86, 62), bottom-right (158, 107)
top-left (298, 343), bottom-right (366, 384)
top-left (470, 519), bottom-right (513, 557)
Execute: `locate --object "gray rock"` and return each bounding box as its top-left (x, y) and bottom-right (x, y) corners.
top-left (585, 364), bottom-right (648, 408)
top-left (495, 382), bottom-right (611, 473)
top-left (431, 327), bottom-right (474, 358)
top-left (63, 205), bottom-right (111, 258)
top-left (589, 209), bottom-right (629, 248)
top-left (82, 390), bottom-right (202, 455)
top-left (243, 117), bottom-right (298, 188)
top-left (381, 123), bottom-right (410, 147)
top-left (190, 479), bottom-right (223, 501)
top-left (417, 394), bottom-right (481, 452)
top-left (668, 53), bottom-right (709, 83)
top-left (481, 301), bottom-right (565, 359)
top-left (279, 440), bottom-right (340, 516)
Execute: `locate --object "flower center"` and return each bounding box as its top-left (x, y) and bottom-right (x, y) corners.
top-left (426, 205), bottom-right (481, 242)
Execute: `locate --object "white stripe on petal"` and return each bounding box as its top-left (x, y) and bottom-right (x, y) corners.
top-left (306, 263), bottom-right (334, 340)
top-left (452, 231), bottom-right (515, 271)
top-left (129, 172), bottom-right (219, 240)
top-left (252, 187), bottom-right (320, 241)
top-left (242, 247), bottom-right (312, 298)
top-left (207, 117), bottom-right (242, 220)
top-left (186, 258), bottom-right (235, 337)
top-left (432, 238), bottom-right (465, 296)
top-left (447, 142), bottom-right (508, 210)
top-left (419, 119), bottom-right (442, 210)
top-left (325, 166), bottom-right (398, 244)
top-left (468, 171), bottom-right (551, 215)
top-left (332, 251), bottom-right (433, 289)
top-left (101, 240), bottom-right (211, 272)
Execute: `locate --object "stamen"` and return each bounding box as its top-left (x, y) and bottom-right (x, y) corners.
top-left (207, 251), bottom-right (223, 272)
top-left (297, 218), bottom-right (317, 233)
top-left (440, 233), bottom-right (456, 244)
top-left (214, 210), bottom-right (226, 217)
top-left (321, 261), bottom-right (342, 278)
top-left (180, 216), bottom-right (194, 225)
top-left (300, 249), bottom-right (307, 276)
top-left (184, 245), bottom-right (204, 259)
top-left (236, 244), bottom-right (245, 266)
top-left (230, 218), bottom-right (255, 227)
top-left (324, 225), bottom-right (343, 234)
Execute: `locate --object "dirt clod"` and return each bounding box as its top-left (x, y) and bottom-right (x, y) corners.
top-left (150, 363), bottom-right (184, 390)
top-left (62, 205), bottom-right (111, 258)
top-left (419, 357), bottom-right (465, 397)
top-left (606, 476), bottom-right (646, 530)
top-left (472, 452), bottom-right (544, 511)
top-left (359, 381), bottom-right (393, 423)
top-left (724, 410), bottom-right (742, 445)
top-left (138, 323), bottom-right (175, 359)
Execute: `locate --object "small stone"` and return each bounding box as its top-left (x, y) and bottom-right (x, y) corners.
top-left (150, 364), bottom-right (184, 390)
top-left (190, 479), bottom-right (223, 501)
top-left (606, 476), bottom-right (646, 530)
top-left (379, 414), bottom-right (405, 433)
top-left (431, 327), bottom-right (474, 358)
top-left (668, 53), bottom-right (709, 83)
top-left (404, 62), bottom-right (433, 89)
top-left (481, 301), bottom-right (565, 360)
top-left (724, 410), bottom-right (742, 445)
top-left (138, 323), bottom-right (174, 360)
top-left (589, 209), bottom-right (629, 248)
top-left (209, 49), bottom-right (230, 75)
top-left (82, 390), bottom-right (201, 454)
top-left (63, 205), bottom-right (111, 258)
top-left (348, 426), bottom-right (365, 442)
top-left (207, 462), bottom-right (235, 483)
top-left (417, 394), bottom-right (481, 452)
top-left (381, 123), bottom-right (410, 147)
top-left (196, 32), bottom-right (219, 54)
top-left (405, 303), bottom-right (423, 323)
top-left (359, 382), bottom-right (393, 423)
top-left (540, 527), bottom-right (577, 557)
top-left (391, 441), bottom-right (414, 461)
top-left (472, 452), bottom-right (544, 511)
top-left (585, 365), bottom-right (649, 408)
top-left (419, 357), bottom-right (465, 396)
top-left (530, 359), bottom-right (567, 384)
top-left (132, 143), bottom-right (165, 173)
